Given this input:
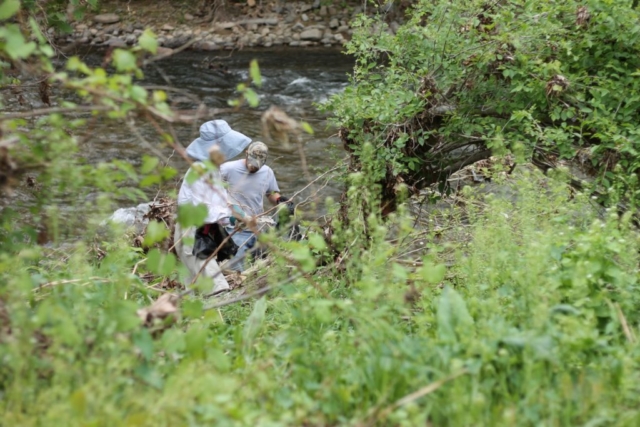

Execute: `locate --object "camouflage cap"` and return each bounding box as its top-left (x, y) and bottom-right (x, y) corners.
top-left (246, 141), bottom-right (268, 171)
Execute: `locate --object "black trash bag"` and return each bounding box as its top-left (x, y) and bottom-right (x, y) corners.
top-left (192, 223), bottom-right (238, 262)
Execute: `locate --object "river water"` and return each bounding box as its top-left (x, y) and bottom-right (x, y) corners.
top-left (99, 48), bottom-right (353, 211)
top-left (6, 48), bottom-right (354, 222)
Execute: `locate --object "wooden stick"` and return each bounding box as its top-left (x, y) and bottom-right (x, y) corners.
top-left (376, 370), bottom-right (468, 420)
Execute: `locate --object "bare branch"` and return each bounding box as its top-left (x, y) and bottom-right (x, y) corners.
top-left (1, 105), bottom-right (115, 120)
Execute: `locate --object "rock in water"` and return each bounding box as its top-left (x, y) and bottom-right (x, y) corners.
top-left (300, 28), bottom-right (323, 40)
top-left (108, 203), bottom-right (152, 233)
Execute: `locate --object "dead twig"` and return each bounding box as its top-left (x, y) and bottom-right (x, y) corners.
top-left (34, 277), bottom-right (112, 291)
top-left (613, 302), bottom-right (637, 343)
top-left (373, 369), bottom-right (468, 422)
top-left (1, 105), bottom-right (115, 120)
top-left (203, 273), bottom-right (303, 310)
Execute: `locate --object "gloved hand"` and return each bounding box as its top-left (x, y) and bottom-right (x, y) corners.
top-left (276, 195), bottom-right (295, 215)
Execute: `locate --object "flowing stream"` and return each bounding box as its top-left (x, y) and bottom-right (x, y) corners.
top-left (97, 48), bottom-right (354, 209)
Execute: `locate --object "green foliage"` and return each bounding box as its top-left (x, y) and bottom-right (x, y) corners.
top-left (325, 0), bottom-right (640, 206)
top-left (0, 0), bottom-right (21, 21)
top-left (229, 60), bottom-right (263, 108)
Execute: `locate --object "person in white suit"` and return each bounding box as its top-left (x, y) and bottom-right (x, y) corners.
top-left (174, 120), bottom-right (251, 295)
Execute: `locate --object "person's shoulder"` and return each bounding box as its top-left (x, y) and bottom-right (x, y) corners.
top-left (220, 159), bottom-right (242, 171)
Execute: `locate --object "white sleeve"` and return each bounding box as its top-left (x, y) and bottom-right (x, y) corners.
top-left (266, 168), bottom-right (280, 195)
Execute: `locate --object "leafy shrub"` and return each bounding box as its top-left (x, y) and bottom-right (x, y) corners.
top-left (325, 0), bottom-right (640, 208)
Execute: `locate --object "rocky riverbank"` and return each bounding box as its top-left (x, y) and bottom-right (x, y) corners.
top-left (54, 1), bottom-right (403, 51)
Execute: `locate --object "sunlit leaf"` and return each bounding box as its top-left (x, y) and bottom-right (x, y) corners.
top-left (130, 85), bottom-right (148, 103)
top-left (392, 263), bottom-right (408, 281)
top-left (140, 155), bottom-right (159, 174)
top-left (147, 249), bottom-right (176, 275)
top-left (138, 29), bottom-right (158, 54)
top-left (0, 0), bottom-right (20, 20)
top-left (2, 25), bottom-right (36, 59)
top-left (244, 88), bottom-right (259, 107)
top-left (250, 59), bottom-right (262, 87)
top-left (112, 49), bottom-right (137, 72)
top-left (153, 90), bottom-right (167, 103)
top-left (177, 204), bottom-right (207, 228)
top-left (301, 121), bottom-right (314, 135)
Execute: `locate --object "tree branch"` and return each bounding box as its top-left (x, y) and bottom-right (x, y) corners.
top-left (1, 105), bottom-right (114, 120)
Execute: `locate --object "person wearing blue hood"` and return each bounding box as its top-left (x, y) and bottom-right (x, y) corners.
top-left (174, 120), bottom-right (251, 296)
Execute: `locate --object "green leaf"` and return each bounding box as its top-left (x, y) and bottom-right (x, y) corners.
top-left (138, 29), bottom-right (158, 54)
top-left (392, 263), bottom-right (408, 281)
top-left (40, 44), bottom-right (54, 57)
top-left (69, 390), bottom-right (87, 415)
top-left (177, 204), bottom-right (208, 228)
top-left (184, 326), bottom-right (207, 359)
top-left (291, 245), bottom-right (316, 272)
top-left (153, 90), bottom-right (167, 103)
top-left (28, 17), bottom-right (45, 44)
top-left (244, 88), bottom-right (259, 107)
top-left (112, 49), bottom-right (137, 72)
top-left (249, 59), bottom-right (262, 87)
top-left (160, 328), bottom-right (186, 354)
top-left (437, 287), bottom-right (474, 343)
top-left (147, 249), bottom-right (176, 275)
top-left (140, 174), bottom-right (161, 187)
top-left (140, 155), bottom-right (159, 174)
top-left (420, 262), bottom-right (446, 284)
top-left (143, 220), bottom-right (170, 247)
top-left (243, 297), bottom-right (267, 350)
top-left (301, 121), bottom-right (314, 135)
top-left (308, 233), bottom-right (326, 251)
top-left (133, 362), bottom-right (164, 389)
top-left (0, 0), bottom-right (20, 20)
top-left (111, 301), bottom-right (141, 332)
top-left (185, 165), bottom-right (204, 184)
top-left (183, 299), bottom-right (203, 318)
top-left (67, 56), bottom-right (82, 71)
top-left (130, 85), bottom-right (148, 103)
top-left (1, 25), bottom-right (36, 59)
top-left (133, 330), bottom-right (155, 360)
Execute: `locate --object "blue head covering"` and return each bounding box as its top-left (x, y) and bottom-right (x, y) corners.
top-left (185, 120), bottom-right (251, 161)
